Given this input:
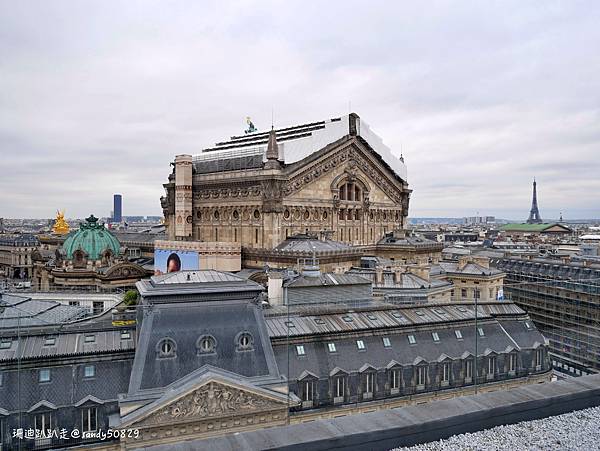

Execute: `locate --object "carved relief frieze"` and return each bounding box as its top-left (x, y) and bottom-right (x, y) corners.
top-left (193, 185), bottom-right (262, 201)
top-left (142, 382), bottom-right (284, 427)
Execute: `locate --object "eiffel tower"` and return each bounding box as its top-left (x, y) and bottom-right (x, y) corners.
top-left (527, 178), bottom-right (543, 224)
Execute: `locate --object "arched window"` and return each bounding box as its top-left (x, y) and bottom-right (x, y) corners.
top-left (157, 338), bottom-right (177, 359)
top-left (236, 331), bottom-right (254, 351)
top-left (197, 335), bottom-right (217, 355)
top-left (338, 181), bottom-right (362, 202)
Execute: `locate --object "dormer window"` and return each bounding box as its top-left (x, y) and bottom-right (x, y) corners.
top-left (197, 335), bottom-right (217, 355)
top-left (157, 338), bottom-right (177, 358)
top-left (236, 332), bottom-right (254, 351)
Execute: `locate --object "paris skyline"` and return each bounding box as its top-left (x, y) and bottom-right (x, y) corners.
top-left (1, 0), bottom-right (599, 219)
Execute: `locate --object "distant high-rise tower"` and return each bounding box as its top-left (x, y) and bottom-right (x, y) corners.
top-left (113, 194), bottom-right (123, 223)
top-left (526, 179), bottom-right (542, 224)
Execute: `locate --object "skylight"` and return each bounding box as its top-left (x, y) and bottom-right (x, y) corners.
top-left (408, 335), bottom-right (416, 345)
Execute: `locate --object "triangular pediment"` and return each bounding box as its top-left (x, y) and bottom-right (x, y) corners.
top-left (120, 373), bottom-right (290, 429)
top-left (284, 139), bottom-right (405, 205)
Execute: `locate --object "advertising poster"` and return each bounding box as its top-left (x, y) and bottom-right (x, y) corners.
top-left (154, 249), bottom-right (199, 275)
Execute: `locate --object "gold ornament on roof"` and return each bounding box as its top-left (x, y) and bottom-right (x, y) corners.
top-left (53, 210), bottom-right (70, 235)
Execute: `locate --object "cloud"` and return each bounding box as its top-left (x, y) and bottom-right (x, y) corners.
top-left (0, 0), bottom-right (599, 220)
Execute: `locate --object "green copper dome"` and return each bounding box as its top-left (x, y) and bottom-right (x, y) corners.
top-left (63, 215), bottom-right (121, 260)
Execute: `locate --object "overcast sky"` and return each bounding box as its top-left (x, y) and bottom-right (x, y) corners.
top-left (1, 0), bottom-right (599, 220)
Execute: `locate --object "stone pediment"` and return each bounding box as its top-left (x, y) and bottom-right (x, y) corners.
top-left (121, 377), bottom-right (289, 429)
top-left (283, 139), bottom-right (406, 205)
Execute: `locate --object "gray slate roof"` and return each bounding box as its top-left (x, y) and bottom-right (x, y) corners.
top-left (274, 319), bottom-right (540, 380)
top-left (438, 261), bottom-right (504, 277)
top-left (0, 293), bottom-right (89, 330)
top-left (0, 329), bottom-right (135, 362)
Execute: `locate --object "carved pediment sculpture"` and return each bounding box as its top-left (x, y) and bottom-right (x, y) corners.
top-left (142, 382), bottom-right (284, 427)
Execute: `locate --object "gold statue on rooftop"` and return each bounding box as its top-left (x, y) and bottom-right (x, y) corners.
top-left (53, 210), bottom-right (70, 235)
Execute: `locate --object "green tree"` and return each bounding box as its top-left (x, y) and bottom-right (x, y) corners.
top-left (123, 289), bottom-right (139, 306)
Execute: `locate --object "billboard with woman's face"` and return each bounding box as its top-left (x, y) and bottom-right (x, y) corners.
top-left (154, 249), bottom-right (199, 275)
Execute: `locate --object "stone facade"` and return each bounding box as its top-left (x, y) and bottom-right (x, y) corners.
top-left (161, 114), bottom-right (411, 252)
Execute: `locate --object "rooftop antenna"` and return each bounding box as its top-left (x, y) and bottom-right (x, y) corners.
top-left (271, 107), bottom-right (274, 130)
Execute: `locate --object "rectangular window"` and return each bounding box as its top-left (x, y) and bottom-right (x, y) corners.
top-left (391, 369), bottom-right (400, 389)
top-left (328, 343), bottom-right (336, 353)
top-left (44, 337), bottom-right (56, 346)
top-left (509, 354), bottom-right (517, 372)
top-left (92, 301), bottom-right (104, 315)
top-left (39, 369), bottom-right (51, 383)
top-left (0, 340), bottom-right (11, 350)
top-left (255, 229), bottom-right (259, 244)
top-left (34, 412), bottom-right (52, 432)
top-left (296, 345), bottom-right (305, 356)
top-left (365, 373), bottom-right (374, 393)
top-left (417, 366), bottom-right (426, 386)
top-left (121, 331), bottom-right (131, 340)
top-left (477, 327), bottom-right (485, 337)
top-left (465, 360), bottom-right (473, 379)
top-left (81, 407), bottom-right (97, 433)
top-left (488, 356), bottom-right (496, 375)
top-left (0, 372), bottom-right (3, 386)
top-left (536, 348), bottom-right (544, 367)
top-left (432, 332), bottom-right (440, 342)
top-left (408, 335), bottom-right (416, 345)
top-left (84, 335), bottom-right (96, 344)
top-left (335, 376), bottom-right (345, 398)
top-left (382, 337), bottom-right (391, 348)
top-left (455, 330), bottom-right (463, 339)
top-left (442, 362), bottom-right (451, 382)
top-left (84, 365), bottom-right (95, 378)
top-left (356, 340), bottom-right (365, 350)
top-left (303, 380), bottom-right (314, 402)
top-left (461, 289), bottom-right (467, 298)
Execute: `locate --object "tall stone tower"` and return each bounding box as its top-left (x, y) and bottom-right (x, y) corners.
top-left (527, 178), bottom-right (543, 224)
top-left (174, 154), bottom-right (193, 239)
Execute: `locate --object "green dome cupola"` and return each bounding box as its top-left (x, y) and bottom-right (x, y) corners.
top-left (63, 215), bottom-right (121, 261)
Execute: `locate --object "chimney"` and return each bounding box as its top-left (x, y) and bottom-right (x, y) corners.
top-left (393, 267), bottom-right (404, 285)
top-left (407, 264), bottom-right (430, 282)
top-left (458, 255), bottom-right (470, 270)
top-left (375, 266), bottom-right (384, 285)
top-left (268, 272), bottom-right (284, 306)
